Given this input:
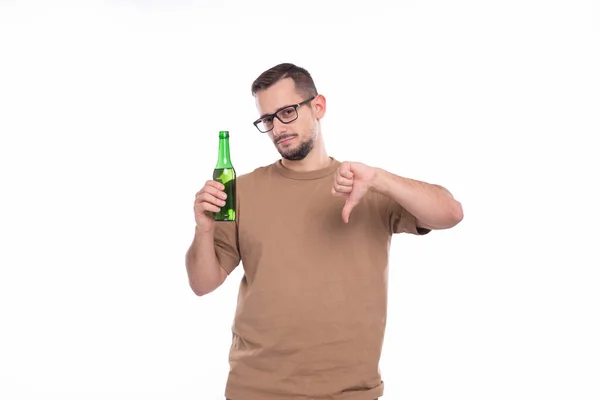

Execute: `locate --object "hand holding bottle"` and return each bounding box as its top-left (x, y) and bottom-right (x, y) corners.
top-left (194, 180), bottom-right (228, 233)
top-left (212, 131), bottom-right (236, 222)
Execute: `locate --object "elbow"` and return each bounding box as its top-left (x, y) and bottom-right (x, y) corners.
top-left (434, 200), bottom-right (463, 230)
top-left (190, 283), bottom-right (213, 297)
top-left (190, 284), bottom-right (206, 297)
top-left (188, 277), bottom-right (211, 297)
top-left (433, 185), bottom-right (463, 228)
top-left (449, 200), bottom-right (464, 227)
top-left (188, 271), bottom-right (225, 297)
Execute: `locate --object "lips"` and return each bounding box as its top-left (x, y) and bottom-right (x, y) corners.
top-left (277, 136), bottom-right (296, 144)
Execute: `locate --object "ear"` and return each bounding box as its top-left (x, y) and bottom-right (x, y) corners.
top-left (313, 94), bottom-right (326, 119)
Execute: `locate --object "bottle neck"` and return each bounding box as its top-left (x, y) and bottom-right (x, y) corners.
top-left (216, 137), bottom-right (232, 169)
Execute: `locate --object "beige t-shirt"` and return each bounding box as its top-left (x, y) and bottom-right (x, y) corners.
top-left (213, 157), bottom-right (429, 400)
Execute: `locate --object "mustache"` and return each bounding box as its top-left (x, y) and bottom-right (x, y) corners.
top-left (275, 134), bottom-right (297, 144)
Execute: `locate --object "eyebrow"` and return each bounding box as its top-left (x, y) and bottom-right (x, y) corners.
top-left (258, 103), bottom-right (296, 120)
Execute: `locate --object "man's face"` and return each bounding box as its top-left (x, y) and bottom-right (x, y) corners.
top-left (254, 78), bottom-right (317, 161)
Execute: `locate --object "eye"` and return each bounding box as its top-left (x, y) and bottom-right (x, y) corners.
top-left (262, 116), bottom-right (273, 124)
top-left (281, 107), bottom-right (295, 117)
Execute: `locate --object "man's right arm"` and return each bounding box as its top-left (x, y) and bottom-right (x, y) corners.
top-left (185, 226), bottom-right (228, 296)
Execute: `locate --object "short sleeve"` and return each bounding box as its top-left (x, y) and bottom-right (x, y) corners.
top-left (387, 197), bottom-right (431, 236)
top-left (213, 221), bottom-right (240, 275)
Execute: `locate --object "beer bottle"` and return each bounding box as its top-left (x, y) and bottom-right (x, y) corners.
top-left (213, 130), bottom-right (236, 221)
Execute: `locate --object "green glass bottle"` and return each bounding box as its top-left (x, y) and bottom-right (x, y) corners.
top-left (213, 130), bottom-right (236, 221)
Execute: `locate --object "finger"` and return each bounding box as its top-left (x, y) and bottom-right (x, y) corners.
top-left (206, 180), bottom-right (225, 190)
top-left (331, 187), bottom-right (349, 197)
top-left (195, 196), bottom-right (221, 213)
top-left (335, 174), bottom-right (353, 187)
top-left (195, 192), bottom-right (227, 208)
top-left (196, 180), bottom-right (225, 197)
top-left (198, 203), bottom-right (220, 213)
top-left (342, 197), bottom-right (360, 223)
top-left (332, 183), bottom-right (353, 195)
top-left (331, 185), bottom-right (352, 196)
top-left (197, 185), bottom-right (227, 200)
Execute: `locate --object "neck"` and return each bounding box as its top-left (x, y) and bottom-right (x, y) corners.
top-left (281, 139), bottom-right (330, 172)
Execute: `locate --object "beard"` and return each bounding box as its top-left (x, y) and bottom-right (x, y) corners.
top-left (279, 136), bottom-right (314, 160)
top-left (275, 126), bottom-right (317, 161)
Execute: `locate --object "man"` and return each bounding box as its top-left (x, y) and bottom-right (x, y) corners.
top-left (185, 63), bottom-right (463, 400)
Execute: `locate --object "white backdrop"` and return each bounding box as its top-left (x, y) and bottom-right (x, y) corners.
top-left (1, 1), bottom-right (599, 399)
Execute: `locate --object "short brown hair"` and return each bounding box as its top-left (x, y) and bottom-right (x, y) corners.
top-left (251, 63), bottom-right (318, 99)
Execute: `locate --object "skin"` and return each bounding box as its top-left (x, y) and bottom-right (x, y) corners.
top-left (186, 76), bottom-right (463, 296)
top-left (331, 161), bottom-right (464, 228)
top-left (253, 77), bottom-right (464, 228)
top-left (255, 78), bottom-right (330, 172)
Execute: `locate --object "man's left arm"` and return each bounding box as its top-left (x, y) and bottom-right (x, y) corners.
top-left (370, 168), bottom-right (464, 230)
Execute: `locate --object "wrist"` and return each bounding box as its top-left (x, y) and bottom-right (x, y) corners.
top-left (370, 167), bottom-right (389, 195)
top-left (195, 224), bottom-right (215, 237)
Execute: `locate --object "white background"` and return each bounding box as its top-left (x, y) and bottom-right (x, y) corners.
top-left (1, 1), bottom-right (599, 399)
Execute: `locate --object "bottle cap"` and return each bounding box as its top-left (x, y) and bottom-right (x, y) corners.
top-left (219, 131), bottom-right (229, 139)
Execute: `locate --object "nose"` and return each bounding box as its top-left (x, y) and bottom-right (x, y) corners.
top-left (272, 118), bottom-right (288, 137)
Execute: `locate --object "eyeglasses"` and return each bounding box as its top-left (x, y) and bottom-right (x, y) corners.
top-left (253, 96), bottom-right (315, 133)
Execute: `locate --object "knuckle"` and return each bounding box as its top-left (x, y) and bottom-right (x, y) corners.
top-left (199, 194), bottom-right (212, 203)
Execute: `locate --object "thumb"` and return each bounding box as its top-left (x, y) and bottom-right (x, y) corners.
top-left (342, 196), bottom-right (360, 223)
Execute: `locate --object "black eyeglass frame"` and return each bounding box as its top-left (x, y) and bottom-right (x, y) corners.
top-left (252, 96), bottom-right (316, 133)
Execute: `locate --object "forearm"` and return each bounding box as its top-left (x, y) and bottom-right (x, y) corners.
top-left (372, 168), bottom-right (463, 230)
top-left (185, 227), bottom-right (227, 296)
